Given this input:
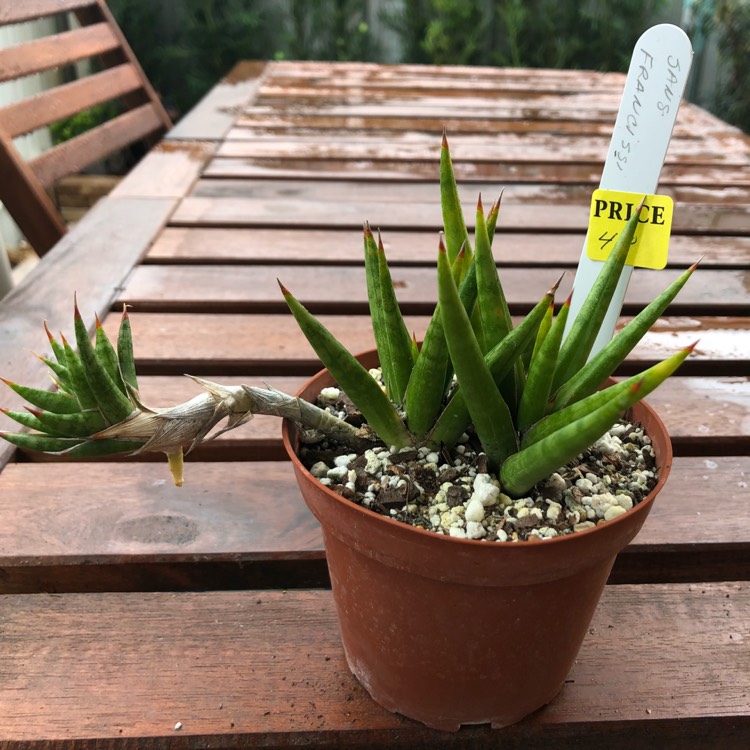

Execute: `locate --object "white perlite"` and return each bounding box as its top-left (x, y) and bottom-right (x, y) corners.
top-left (303, 404), bottom-right (657, 543)
top-left (471, 474), bottom-right (501, 506)
top-left (465, 499), bottom-right (485, 523)
top-left (319, 387), bottom-right (340, 401)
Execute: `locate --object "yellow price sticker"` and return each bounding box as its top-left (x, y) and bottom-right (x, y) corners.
top-left (585, 189), bottom-right (673, 270)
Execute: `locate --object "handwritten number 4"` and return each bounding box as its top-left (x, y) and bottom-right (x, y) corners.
top-left (598, 231), bottom-right (639, 251)
top-left (598, 231), bottom-right (617, 250)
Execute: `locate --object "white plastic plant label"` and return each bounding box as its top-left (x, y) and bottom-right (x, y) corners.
top-left (564, 24), bottom-right (693, 354)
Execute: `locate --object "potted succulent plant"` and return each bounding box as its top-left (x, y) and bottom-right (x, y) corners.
top-left (1, 135), bottom-right (696, 730)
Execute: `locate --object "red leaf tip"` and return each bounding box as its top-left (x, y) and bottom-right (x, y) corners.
top-left (548, 272), bottom-right (565, 295)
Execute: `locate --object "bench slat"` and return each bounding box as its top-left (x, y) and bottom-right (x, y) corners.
top-left (191, 176), bottom-right (750, 206)
top-left (217, 137), bottom-right (749, 166)
top-left (233, 113), bottom-right (706, 140)
top-left (146, 227), bottom-right (750, 267)
top-left (0, 22), bottom-right (118, 82)
top-left (0, 456), bottom-right (747, 593)
top-left (0, 64), bottom-right (142, 137)
top-left (94, 313), bottom-right (750, 378)
top-left (118, 265), bottom-right (747, 316)
top-left (204, 157), bottom-right (750, 186)
top-left (170, 196), bottom-right (750, 235)
top-left (223, 127), bottom-right (750, 164)
top-left (0, 0), bottom-right (94, 24)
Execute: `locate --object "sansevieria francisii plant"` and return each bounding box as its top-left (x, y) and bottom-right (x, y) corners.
top-left (1, 135), bottom-right (696, 496)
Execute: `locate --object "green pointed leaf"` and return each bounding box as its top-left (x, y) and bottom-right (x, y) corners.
top-left (61, 337), bottom-right (98, 410)
top-left (440, 132), bottom-right (471, 263)
top-left (501, 380), bottom-right (644, 497)
top-left (33, 408), bottom-right (108, 439)
top-left (0, 432), bottom-right (86, 453)
top-left (437, 245), bottom-right (517, 469)
top-left (281, 281), bottom-right (411, 450)
top-left (117, 305), bottom-right (140, 396)
top-left (95, 315), bottom-right (127, 396)
top-left (474, 195), bottom-right (513, 353)
top-left (551, 260), bottom-right (699, 411)
top-left (363, 224), bottom-right (394, 397)
top-left (44, 322), bottom-right (67, 365)
top-left (522, 343), bottom-right (695, 448)
top-left (429, 284), bottom-right (556, 447)
top-left (1, 379), bottom-right (79, 414)
top-left (74, 303), bottom-right (135, 424)
top-left (375, 231), bottom-right (415, 405)
top-left (529, 302), bottom-right (553, 369)
top-left (0, 408), bottom-right (45, 432)
top-left (406, 239), bottom-right (468, 439)
top-left (516, 294), bottom-right (571, 431)
top-left (486, 194), bottom-right (501, 245)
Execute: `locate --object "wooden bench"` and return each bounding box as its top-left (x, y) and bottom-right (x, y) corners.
top-left (0, 60), bottom-right (748, 747)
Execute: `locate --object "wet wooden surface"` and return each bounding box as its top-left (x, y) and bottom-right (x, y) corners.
top-left (0, 60), bottom-right (749, 747)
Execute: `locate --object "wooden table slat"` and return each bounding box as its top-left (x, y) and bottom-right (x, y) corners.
top-left (117, 264), bottom-right (747, 317)
top-left (0, 455), bottom-right (747, 593)
top-left (170, 196), bottom-right (750, 235)
top-left (190, 175), bottom-right (750, 206)
top-left (146, 226), bottom-right (750, 268)
top-left (204, 157), bottom-right (750, 186)
top-left (88, 313), bottom-right (750, 379)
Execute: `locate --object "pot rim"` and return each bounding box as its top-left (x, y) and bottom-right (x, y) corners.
top-left (281, 349), bottom-right (673, 554)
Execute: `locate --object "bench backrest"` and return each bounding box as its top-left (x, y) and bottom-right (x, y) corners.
top-left (0, 0), bottom-right (172, 257)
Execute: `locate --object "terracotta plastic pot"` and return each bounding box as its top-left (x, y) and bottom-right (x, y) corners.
top-left (281, 350), bottom-right (672, 731)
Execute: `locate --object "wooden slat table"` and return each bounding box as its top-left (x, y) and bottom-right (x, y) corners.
top-left (0, 60), bottom-right (749, 748)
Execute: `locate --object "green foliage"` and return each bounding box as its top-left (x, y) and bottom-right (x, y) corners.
top-left (274, 0), bottom-right (379, 62)
top-left (109, 0), bottom-right (277, 116)
top-left (106, 0), bottom-right (678, 117)
top-left (423, 0), bottom-right (487, 65)
top-left (712, 0), bottom-right (750, 133)
top-left (384, 0), bottom-right (667, 70)
top-left (108, 0), bottom-right (379, 118)
top-left (48, 102), bottom-right (119, 145)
